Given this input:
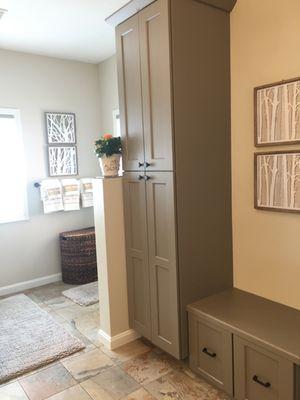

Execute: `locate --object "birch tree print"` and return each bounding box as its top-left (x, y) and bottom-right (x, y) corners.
top-left (256, 80), bottom-right (300, 145)
top-left (46, 113), bottom-right (76, 144)
top-left (48, 146), bottom-right (78, 176)
top-left (256, 152), bottom-right (300, 211)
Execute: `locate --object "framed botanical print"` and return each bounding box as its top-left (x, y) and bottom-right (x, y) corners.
top-left (255, 151), bottom-right (300, 213)
top-left (45, 112), bottom-right (76, 144)
top-left (254, 77), bottom-right (300, 146)
top-left (48, 146), bottom-right (78, 177)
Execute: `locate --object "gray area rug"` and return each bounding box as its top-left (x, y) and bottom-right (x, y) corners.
top-left (63, 281), bottom-right (99, 306)
top-left (0, 294), bottom-right (85, 383)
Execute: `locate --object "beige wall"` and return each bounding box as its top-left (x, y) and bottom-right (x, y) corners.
top-left (231, 0), bottom-right (300, 310)
top-left (0, 49), bottom-right (101, 290)
top-left (98, 55), bottom-right (119, 135)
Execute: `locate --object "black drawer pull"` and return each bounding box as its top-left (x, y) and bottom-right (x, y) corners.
top-left (145, 162), bottom-right (151, 167)
top-left (138, 162), bottom-right (144, 168)
top-left (138, 175), bottom-right (144, 181)
top-left (253, 375), bottom-right (271, 388)
top-left (202, 347), bottom-right (216, 358)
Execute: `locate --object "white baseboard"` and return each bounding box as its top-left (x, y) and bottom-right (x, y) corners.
top-left (0, 273), bottom-right (62, 297)
top-left (98, 328), bottom-right (141, 350)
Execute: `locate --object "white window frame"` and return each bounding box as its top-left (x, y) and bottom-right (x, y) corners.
top-left (0, 108), bottom-right (29, 224)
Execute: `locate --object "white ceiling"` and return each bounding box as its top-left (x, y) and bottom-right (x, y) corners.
top-left (0, 0), bottom-right (129, 64)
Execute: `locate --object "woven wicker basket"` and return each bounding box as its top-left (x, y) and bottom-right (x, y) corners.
top-left (59, 227), bottom-right (97, 285)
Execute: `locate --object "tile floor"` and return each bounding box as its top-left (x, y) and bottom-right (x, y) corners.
top-left (0, 282), bottom-right (229, 400)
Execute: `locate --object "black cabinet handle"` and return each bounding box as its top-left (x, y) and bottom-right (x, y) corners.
top-left (145, 175), bottom-right (152, 181)
top-left (145, 162), bottom-right (151, 167)
top-left (202, 348), bottom-right (216, 358)
top-left (253, 375), bottom-right (271, 388)
top-left (138, 175), bottom-right (144, 181)
top-left (138, 162), bottom-right (144, 168)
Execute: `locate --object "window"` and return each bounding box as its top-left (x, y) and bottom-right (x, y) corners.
top-left (0, 109), bottom-right (28, 224)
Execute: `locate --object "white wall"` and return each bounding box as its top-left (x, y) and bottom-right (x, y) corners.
top-left (98, 55), bottom-right (119, 134)
top-left (0, 49), bottom-right (101, 290)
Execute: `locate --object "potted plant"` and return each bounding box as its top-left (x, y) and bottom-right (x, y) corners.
top-left (94, 134), bottom-right (122, 177)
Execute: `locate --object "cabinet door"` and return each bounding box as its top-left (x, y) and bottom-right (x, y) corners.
top-left (123, 172), bottom-right (151, 339)
top-left (146, 172), bottom-right (180, 357)
top-left (139, 0), bottom-right (173, 171)
top-left (189, 315), bottom-right (233, 396)
top-left (116, 15), bottom-right (145, 172)
top-left (234, 336), bottom-right (294, 400)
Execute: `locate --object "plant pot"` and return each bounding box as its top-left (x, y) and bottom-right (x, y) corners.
top-left (99, 154), bottom-right (121, 177)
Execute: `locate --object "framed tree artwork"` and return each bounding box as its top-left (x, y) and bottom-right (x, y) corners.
top-left (45, 112), bottom-right (78, 177)
top-left (45, 112), bottom-right (76, 144)
top-left (254, 77), bottom-right (300, 146)
top-left (255, 151), bottom-right (300, 213)
top-left (48, 146), bottom-right (78, 177)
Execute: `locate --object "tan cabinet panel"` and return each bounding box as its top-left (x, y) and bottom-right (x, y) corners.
top-left (234, 336), bottom-right (294, 400)
top-left (139, 0), bottom-right (173, 171)
top-left (146, 172), bottom-right (179, 357)
top-left (116, 15), bottom-right (145, 171)
top-left (189, 315), bottom-right (233, 396)
top-left (123, 173), bottom-right (151, 339)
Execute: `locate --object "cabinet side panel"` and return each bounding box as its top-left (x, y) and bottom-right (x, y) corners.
top-left (171, 0), bottom-right (233, 358)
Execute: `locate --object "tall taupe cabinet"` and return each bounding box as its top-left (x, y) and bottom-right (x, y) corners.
top-left (107, 0), bottom-right (235, 359)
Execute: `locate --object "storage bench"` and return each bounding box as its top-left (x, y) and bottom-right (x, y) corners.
top-left (187, 288), bottom-right (300, 400)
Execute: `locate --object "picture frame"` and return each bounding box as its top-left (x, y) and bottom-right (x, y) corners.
top-left (45, 112), bottom-right (76, 144)
top-left (48, 146), bottom-right (78, 177)
top-left (254, 77), bottom-right (300, 146)
top-left (255, 150), bottom-right (300, 213)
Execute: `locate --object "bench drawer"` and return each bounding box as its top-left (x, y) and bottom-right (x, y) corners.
top-left (234, 336), bottom-right (294, 400)
top-left (188, 314), bottom-right (233, 395)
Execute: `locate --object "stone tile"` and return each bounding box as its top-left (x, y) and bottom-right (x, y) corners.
top-left (81, 366), bottom-right (140, 400)
top-left (19, 362), bottom-right (61, 381)
top-left (72, 310), bottom-right (100, 335)
top-left (145, 376), bottom-right (180, 400)
top-left (121, 388), bottom-right (155, 400)
top-left (38, 304), bottom-right (53, 312)
top-left (44, 296), bottom-right (74, 310)
top-left (26, 282), bottom-right (74, 303)
top-left (0, 381), bottom-right (29, 399)
top-left (69, 310), bottom-right (101, 346)
top-left (0, 378), bottom-right (18, 389)
top-left (24, 292), bottom-right (44, 305)
top-left (47, 311), bottom-right (68, 325)
top-left (20, 363), bottom-right (76, 400)
top-left (121, 351), bottom-right (173, 386)
top-left (100, 340), bottom-right (152, 364)
top-left (83, 329), bottom-right (104, 347)
top-left (55, 305), bottom-right (94, 323)
top-left (80, 380), bottom-right (114, 400)
top-left (60, 322), bottom-right (96, 353)
top-left (46, 384), bottom-right (92, 399)
top-left (62, 349), bottom-right (114, 381)
top-left (86, 303), bottom-right (100, 311)
top-left (162, 370), bottom-right (228, 400)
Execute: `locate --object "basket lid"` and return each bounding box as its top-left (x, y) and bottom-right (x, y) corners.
top-left (60, 227), bottom-right (95, 238)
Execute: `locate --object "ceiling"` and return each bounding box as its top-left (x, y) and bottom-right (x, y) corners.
top-left (0, 0), bottom-right (129, 64)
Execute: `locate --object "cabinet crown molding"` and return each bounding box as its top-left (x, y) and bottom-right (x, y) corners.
top-left (106, 0), bottom-right (237, 27)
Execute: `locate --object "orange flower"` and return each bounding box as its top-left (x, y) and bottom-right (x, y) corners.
top-left (103, 133), bottom-right (113, 140)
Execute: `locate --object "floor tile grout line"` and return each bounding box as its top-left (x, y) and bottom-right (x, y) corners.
top-left (78, 383), bottom-right (94, 400)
